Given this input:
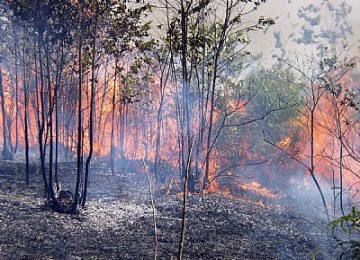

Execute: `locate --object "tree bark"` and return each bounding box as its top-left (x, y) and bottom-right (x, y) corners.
top-left (83, 7), bottom-right (99, 207)
top-left (0, 68), bottom-right (13, 161)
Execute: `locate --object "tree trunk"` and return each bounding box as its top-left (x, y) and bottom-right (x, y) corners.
top-left (72, 24), bottom-right (84, 213)
top-left (13, 25), bottom-right (19, 156)
top-left (110, 63), bottom-right (117, 175)
top-left (83, 8), bottom-right (99, 207)
top-left (154, 76), bottom-right (165, 183)
top-left (23, 44), bottom-right (30, 185)
top-left (0, 68), bottom-right (13, 161)
top-left (35, 33), bottom-right (48, 196)
top-left (45, 38), bottom-right (55, 201)
top-left (309, 84), bottom-right (329, 220)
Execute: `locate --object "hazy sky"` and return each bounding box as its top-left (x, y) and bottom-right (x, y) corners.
top-left (148, 0), bottom-right (360, 69)
top-left (248, 0), bottom-right (360, 65)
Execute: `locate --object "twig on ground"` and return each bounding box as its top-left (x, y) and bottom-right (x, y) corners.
top-left (178, 138), bottom-right (194, 260)
top-left (143, 158), bottom-right (158, 260)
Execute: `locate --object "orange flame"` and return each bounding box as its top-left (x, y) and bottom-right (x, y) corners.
top-left (239, 181), bottom-right (281, 199)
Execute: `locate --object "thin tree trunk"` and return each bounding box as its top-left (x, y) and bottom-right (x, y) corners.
top-left (36, 33), bottom-right (48, 196)
top-left (72, 24), bottom-right (84, 213)
top-left (309, 88), bottom-right (329, 220)
top-left (154, 76), bottom-right (164, 183)
top-left (52, 40), bottom-right (65, 193)
top-left (203, 4), bottom-right (230, 190)
top-left (44, 38), bottom-right (55, 200)
top-left (119, 101), bottom-right (126, 159)
top-left (13, 26), bottom-right (19, 156)
top-left (338, 129), bottom-right (345, 216)
top-left (23, 45), bottom-right (30, 185)
top-left (0, 68), bottom-right (12, 160)
top-left (178, 138), bottom-right (193, 259)
top-left (179, 1), bottom-right (190, 183)
top-left (97, 58), bottom-right (109, 153)
top-left (83, 8), bottom-right (99, 207)
top-left (110, 63), bottom-right (117, 175)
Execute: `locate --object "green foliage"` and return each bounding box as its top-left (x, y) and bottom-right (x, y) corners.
top-left (332, 207), bottom-right (360, 258)
top-left (165, 0), bottom-right (274, 65)
top-left (249, 68), bottom-right (301, 129)
top-left (317, 53), bottom-right (359, 111)
top-left (332, 207), bottom-right (360, 235)
top-left (215, 67), bottom-right (302, 167)
top-left (103, 2), bottom-right (153, 59)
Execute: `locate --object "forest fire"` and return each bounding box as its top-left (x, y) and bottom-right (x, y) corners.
top-left (239, 181), bottom-right (281, 199)
top-left (0, 42), bottom-right (358, 207)
top-left (0, 0), bottom-right (360, 259)
top-left (3, 62), bottom-right (358, 206)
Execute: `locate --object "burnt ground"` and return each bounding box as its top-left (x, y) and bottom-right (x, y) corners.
top-left (0, 160), bottom-right (341, 259)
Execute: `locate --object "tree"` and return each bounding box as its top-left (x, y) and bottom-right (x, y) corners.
top-left (0, 67), bottom-right (13, 160)
top-left (271, 50), bottom-right (357, 220)
top-left (0, 7), bottom-right (15, 161)
top-left (162, 0), bottom-right (276, 191)
top-left (211, 67), bottom-right (301, 186)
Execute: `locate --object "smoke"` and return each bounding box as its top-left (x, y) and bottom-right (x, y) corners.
top-left (284, 172), bottom-right (333, 220)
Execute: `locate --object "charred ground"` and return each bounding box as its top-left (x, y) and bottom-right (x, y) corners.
top-left (0, 160), bottom-right (339, 259)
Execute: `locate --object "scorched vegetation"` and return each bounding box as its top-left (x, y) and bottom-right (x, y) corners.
top-left (0, 0), bottom-right (359, 259)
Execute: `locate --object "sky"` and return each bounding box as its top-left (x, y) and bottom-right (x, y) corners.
top-left (247, 0), bottom-right (360, 66)
top-left (147, 0), bottom-right (360, 70)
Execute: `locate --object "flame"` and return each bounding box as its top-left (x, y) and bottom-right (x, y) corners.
top-left (278, 136), bottom-right (291, 147)
top-left (239, 181), bottom-right (281, 199)
top-left (276, 73), bottom-right (360, 200)
top-left (206, 157), bottom-right (220, 193)
top-left (0, 47), bottom-right (358, 207)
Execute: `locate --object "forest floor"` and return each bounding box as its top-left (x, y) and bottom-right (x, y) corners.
top-left (0, 159), bottom-right (340, 259)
